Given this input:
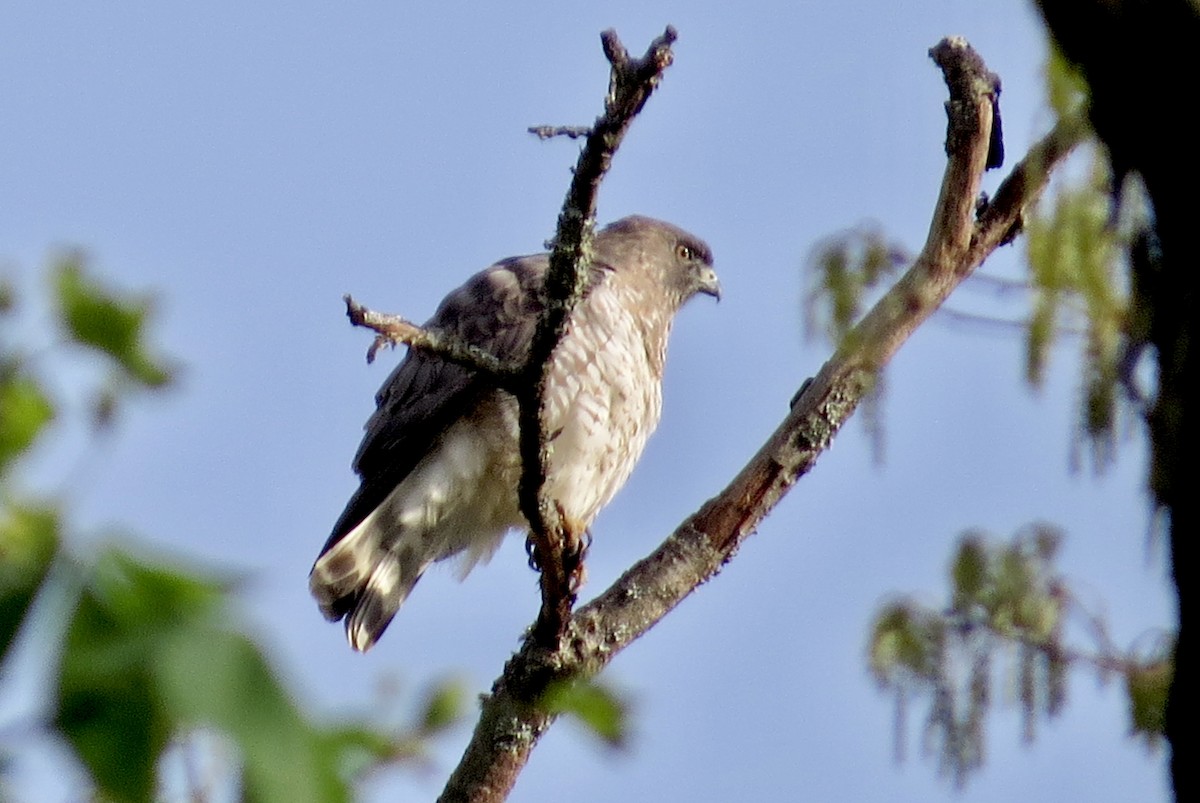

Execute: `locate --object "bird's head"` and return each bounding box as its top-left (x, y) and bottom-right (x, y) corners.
top-left (597, 215), bottom-right (721, 307)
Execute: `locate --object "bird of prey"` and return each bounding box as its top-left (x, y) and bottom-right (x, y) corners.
top-left (310, 215), bottom-right (720, 652)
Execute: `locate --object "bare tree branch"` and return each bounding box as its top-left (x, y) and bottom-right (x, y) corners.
top-left (343, 295), bottom-right (520, 381)
top-left (438, 36), bottom-right (1085, 803)
top-left (518, 25), bottom-right (678, 644)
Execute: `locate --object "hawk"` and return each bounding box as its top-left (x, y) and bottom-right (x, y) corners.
top-left (310, 215), bottom-right (720, 651)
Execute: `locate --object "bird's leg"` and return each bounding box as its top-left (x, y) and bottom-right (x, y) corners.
top-left (528, 505), bottom-right (590, 644)
top-left (554, 505), bottom-right (589, 601)
top-left (524, 533), bottom-right (542, 572)
top-left (561, 518), bottom-right (591, 594)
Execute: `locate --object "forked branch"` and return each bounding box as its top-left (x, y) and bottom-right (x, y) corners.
top-left (438, 36), bottom-right (1085, 803)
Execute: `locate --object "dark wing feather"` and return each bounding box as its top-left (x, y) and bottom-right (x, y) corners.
top-left (319, 254), bottom-right (549, 552)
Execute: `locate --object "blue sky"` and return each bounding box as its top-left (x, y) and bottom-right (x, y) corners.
top-left (1, 2), bottom-right (1172, 802)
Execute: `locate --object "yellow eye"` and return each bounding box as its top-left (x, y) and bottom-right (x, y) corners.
top-left (676, 243), bottom-right (694, 261)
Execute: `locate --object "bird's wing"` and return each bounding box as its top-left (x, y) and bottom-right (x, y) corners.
top-left (320, 254), bottom-right (550, 551)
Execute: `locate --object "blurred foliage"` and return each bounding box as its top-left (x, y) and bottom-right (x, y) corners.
top-left (0, 371), bottom-right (55, 477)
top-left (52, 253), bottom-right (174, 390)
top-left (1, 255), bottom-right (463, 802)
top-left (1125, 639), bottom-right (1173, 746)
top-left (1025, 49), bottom-right (1162, 473)
top-left (53, 548), bottom-right (398, 803)
top-left (800, 54), bottom-right (1145, 475)
top-left (1045, 43), bottom-right (1089, 121)
top-left (0, 504), bottom-right (59, 665)
top-left (1024, 152), bottom-right (1143, 471)
top-left (869, 525), bottom-right (1171, 788)
top-left (804, 225), bottom-right (910, 348)
top-left (541, 678), bottom-right (630, 749)
top-left (49, 253), bottom-right (177, 431)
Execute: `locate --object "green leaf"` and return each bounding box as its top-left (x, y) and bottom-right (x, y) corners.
top-left (314, 681), bottom-right (464, 781)
top-left (1126, 646), bottom-right (1173, 743)
top-left (55, 546), bottom-right (367, 802)
top-left (55, 557), bottom-right (172, 803)
top-left (1045, 44), bottom-right (1089, 120)
top-left (1024, 156), bottom-right (1126, 458)
top-left (0, 369), bottom-right (55, 475)
top-left (541, 679), bottom-right (629, 749)
top-left (869, 601), bottom-right (940, 682)
top-left (951, 533), bottom-right (989, 610)
top-left (320, 724), bottom-right (399, 780)
top-left (0, 503), bottom-right (60, 664)
top-left (54, 549), bottom-right (228, 803)
top-left (156, 628), bottom-right (351, 803)
top-left (52, 255), bottom-right (173, 388)
top-left (418, 678), bottom-right (466, 735)
top-left (805, 226), bottom-right (909, 345)
top-left (89, 547), bottom-right (227, 632)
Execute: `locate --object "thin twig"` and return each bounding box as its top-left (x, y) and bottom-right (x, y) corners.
top-left (527, 125), bottom-right (592, 140)
top-left (343, 295), bottom-right (519, 381)
top-left (934, 305), bottom-right (1028, 334)
top-left (962, 272), bottom-right (1033, 296)
top-left (934, 304), bottom-right (1090, 337)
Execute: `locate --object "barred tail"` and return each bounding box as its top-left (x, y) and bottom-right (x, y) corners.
top-left (309, 520), bottom-right (426, 652)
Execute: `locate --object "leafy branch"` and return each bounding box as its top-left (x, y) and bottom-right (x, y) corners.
top-left (870, 525), bottom-right (1173, 787)
top-left (1, 257), bottom-right (462, 802)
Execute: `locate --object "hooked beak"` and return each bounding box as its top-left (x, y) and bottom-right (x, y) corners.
top-left (697, 265), bottom-right (722, 301)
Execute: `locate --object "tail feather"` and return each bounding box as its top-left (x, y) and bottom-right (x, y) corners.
top-left (345, 555), bottom-right (421, 652)
top-left (309, 522), bottom-right (426, 652)
top-left (309, 526), bottom-right (377, 621)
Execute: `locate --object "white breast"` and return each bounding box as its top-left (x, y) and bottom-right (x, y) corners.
top-left (540, 286), bottom-right (664, 528)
